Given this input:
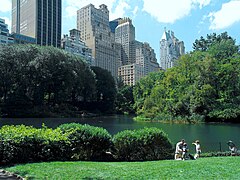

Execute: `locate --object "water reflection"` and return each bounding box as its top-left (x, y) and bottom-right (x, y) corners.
top-left (1, 115), bottom-right (240, 152)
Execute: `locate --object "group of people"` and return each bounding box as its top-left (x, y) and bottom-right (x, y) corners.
top-left (175, 139), bottom-right (238, 160)
top-left (175, 139), bottom-right (201, 160)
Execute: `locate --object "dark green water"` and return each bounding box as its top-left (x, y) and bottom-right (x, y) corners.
top-left (1, 115), bottom-right (240, 152)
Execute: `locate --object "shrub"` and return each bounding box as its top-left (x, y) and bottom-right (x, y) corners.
top-left (58, 123), bottom-right (112, 161)
top-left (113, 127), bottom-right (173, 161)
top-left (0, 125), bottom-right (69, 164)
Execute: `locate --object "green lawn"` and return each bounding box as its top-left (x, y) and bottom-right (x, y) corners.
top-left (5, 157), bottom-right (240, 179)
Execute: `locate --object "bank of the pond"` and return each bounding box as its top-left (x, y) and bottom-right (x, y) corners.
top-left (5, 157), bottom-right (240, 179)
top-left (134, 115), bottom-right (205, 124)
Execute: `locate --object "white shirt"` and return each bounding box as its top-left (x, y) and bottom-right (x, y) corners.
top-left (175, 142), bottom-right (183, 153)
top-left (193, 143), bottom-right (201, 153)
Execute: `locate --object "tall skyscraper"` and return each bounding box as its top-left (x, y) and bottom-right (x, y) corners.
top-left (160, 28), bottom-right (185, 70)
top-left (116, 18), bottom-right (159, 85)
top-left (109, 18), bottom-right (122, 33)
top-left (77, 4), bottom-right (121, 79)
top-left (115, 18), bottom-right (136, 65)
top-left (12, 0), bottom-right (62, 47)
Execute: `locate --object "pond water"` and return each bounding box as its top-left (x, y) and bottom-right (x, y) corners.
top-left (1, 115), bottom-right (240, 153)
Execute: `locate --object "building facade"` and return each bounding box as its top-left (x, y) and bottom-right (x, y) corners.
top-left (61, 29), bottom-right (95, 66)
top-left (109, 18), bottom-right (122, 33)
top-left (135, 41), bottom-right (159, 76)
top-left (0, 18), bottom-right (14, 44)
top-left (118, 63), bottom-right (144, 86)
top-left (77, 4), bottom-right (121, 79)
top-left (115, 18), bottom-right (136, 65)
top-left (11, 33), bottom-right (36, 44)
top-left (12, 0), bottom-right (62, 47)
top-left (160, 28), bottom-right (185, 70)
top-left (115, 18), bottom-right (160, 85)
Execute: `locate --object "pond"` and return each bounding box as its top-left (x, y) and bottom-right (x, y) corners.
top-left (1, 115), bottom-right (240, 153)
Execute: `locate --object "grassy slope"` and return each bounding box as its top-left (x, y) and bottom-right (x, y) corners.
top-left (5, 157), bottom-right (240, 179)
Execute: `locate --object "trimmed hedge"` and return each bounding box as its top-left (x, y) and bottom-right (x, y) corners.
top-left (113, 127), bottom-right (173, 161)
top-left (0, 125), bottom-right (69, 163)
top-left (58, 123), bottom-right (112, 161)
top-left (0, 124), bottom-right (174, 164)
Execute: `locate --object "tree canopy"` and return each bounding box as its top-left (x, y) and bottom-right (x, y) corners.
top-left (134, 32), bottom-right (240, 122)
top-left (0, 44), bottom-right (115, 117)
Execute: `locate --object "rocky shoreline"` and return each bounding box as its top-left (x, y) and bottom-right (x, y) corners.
top-left (0, 169), bottom-right (23, 180)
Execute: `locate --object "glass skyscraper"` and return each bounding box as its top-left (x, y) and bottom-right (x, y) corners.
top-left (12, 0), bottom-right (62, 47)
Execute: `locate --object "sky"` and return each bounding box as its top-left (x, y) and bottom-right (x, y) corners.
top-left (1, 0), bottom-right (240, 62)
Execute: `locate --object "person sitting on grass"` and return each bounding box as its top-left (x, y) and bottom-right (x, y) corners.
top-left (192, 140), bottom-right (201, 159)
top-left (182, 143), bottom-right (189, 160)
top-left (175, 139), bottom-right (185, 160)
top-left (227, 140), bottom-right (237, 156)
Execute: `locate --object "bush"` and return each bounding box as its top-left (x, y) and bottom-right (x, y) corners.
top-left (58, 123), bottom-right (112, 161)
top-left (113, 127), bottom-right (173, 161)
top-left (0, 125), bottom-right (69, 164)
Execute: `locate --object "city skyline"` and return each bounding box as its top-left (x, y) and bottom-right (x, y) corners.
top-left (1, 0), bottom-right (240, 62)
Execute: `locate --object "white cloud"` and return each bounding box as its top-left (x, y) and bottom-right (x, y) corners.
top-left (132, 6), bottom-right (139, 17)
top-left (0, 0), bottom-right (11, 13)
top-left (193, 0), bottom-right (211, 9)
top-left (208, 0), bottom-right (240, 30)
top-left (110, 0), bottom-right (130, 20)
top-left (65, 6), bottom-right (78, 18)
top-left (142, 0), bottom-right (211, 24)
top-left (64, 0), bottom-right (130, 20)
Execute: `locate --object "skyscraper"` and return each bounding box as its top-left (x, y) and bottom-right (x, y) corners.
top-left (77, 4), bottom-right (121, 79)
top-left (160, 28), bottom-right (185, 70)
top-left (116, 18), bottom-right (159, 85)
top-left (12, 0), bottom-right (62, 47)
top-left (115, 18), bottom-right (136, 65)
top-left (109, 18), bottom-right (122, 33)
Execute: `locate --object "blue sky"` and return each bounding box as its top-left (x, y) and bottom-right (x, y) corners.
top-left (1, 0), bottom-right (240, 62)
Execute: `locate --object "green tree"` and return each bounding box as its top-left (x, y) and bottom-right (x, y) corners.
top-left (193, 32), bottom-right (237, 52)
top-left (133, 71), bottom-right (164, 114)
top-left (0, 44), bottom-right (96, 117)
top-left (115, 85), bottom-right (135, 114)
top-left (91, 67), bottom-right (117, 112)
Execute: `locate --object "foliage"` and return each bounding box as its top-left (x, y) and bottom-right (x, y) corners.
top-left (113, 127), bottom-right (173, 161)
top-left (133, 32), bottom-right (240, 122)
top-left (192, 32), bottom-right (238, 52)
top-left (133, 72), bottom-right (165, 114)
top-left (0, 125), bottom-right (69, 163)
top-left (115, 85), bottom-right (135, 114)
top-left (0, 44), bottom-right (117, 117)
top-left (6, 157), bottom-right (240, 179)
top-left (58, 123), bottom-right (112, 161)
top-left (90, 67), bottom-right (117, 113)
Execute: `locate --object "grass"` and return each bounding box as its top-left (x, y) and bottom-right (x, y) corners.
top-left (4, 157), bottom-right (240, 179)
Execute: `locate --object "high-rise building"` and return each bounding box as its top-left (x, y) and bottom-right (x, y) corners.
top-left (0, 18), bottom-right (14, 44)
top-left (160, 28), bottom-right (185, 70)
top-left (109, 18), bottom-right (122, 33)
top-left (114, 17), bottom-right (160, 85)
top-left (11, 0), bottom-right (62, 47)
top-left (77, 4), bottom-right (121, 79)
top-left (135, 41), bottom-right (159, 76)
top-left (115, 18), bottom-right (136, 65)
top-left (61, 29), bottom-right (95, 66)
